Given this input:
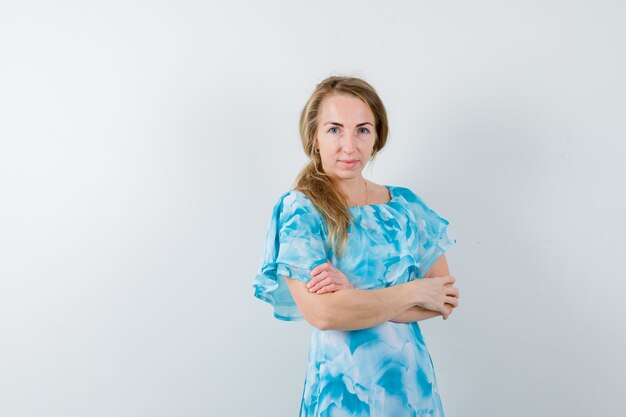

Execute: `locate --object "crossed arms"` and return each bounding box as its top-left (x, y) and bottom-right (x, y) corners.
top-left (283, 255), bottom-right (460, 331)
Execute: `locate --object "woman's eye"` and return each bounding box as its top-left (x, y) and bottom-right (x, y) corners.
top-left (328, 127), bottom-right (339, 134)
top-left (359, 127), bottom-right (370, 134)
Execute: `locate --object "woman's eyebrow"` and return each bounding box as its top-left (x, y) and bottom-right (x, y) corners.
top-left (323, 121), bottom-right (374, 127)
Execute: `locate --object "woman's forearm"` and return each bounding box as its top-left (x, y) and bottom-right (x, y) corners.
top-left (287, 277), bottom-right (422, 331)
top-left (315, 282), bottom-right (419, 330)
top-left (389, 306), bottom-right (442, 323)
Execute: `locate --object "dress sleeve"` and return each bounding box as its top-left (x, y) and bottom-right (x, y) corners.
top-left (398, 187), bottom-right (457, 278)
top-left (252, 190), bottom-right (329, 321)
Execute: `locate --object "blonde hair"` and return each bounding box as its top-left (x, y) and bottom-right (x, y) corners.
top-left (294, 76), bottom-right (389, 257)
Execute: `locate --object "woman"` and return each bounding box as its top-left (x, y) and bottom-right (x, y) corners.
top-left (253, 76), bottom-right (459, 417)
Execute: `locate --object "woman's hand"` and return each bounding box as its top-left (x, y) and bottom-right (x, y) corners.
top-left (413, 275), bottom-right (459, 320)
top-left (307, 261), bottom-right (353, 294)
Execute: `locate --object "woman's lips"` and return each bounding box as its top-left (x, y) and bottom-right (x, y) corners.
top-left (339, 160), bottom-right (358, 168)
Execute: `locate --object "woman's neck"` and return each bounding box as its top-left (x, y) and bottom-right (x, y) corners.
top-left (333, 176), bottom-right (368, 206)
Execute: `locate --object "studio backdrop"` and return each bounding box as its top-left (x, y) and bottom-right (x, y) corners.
top-left (1, 1), bottom-right (624, 416)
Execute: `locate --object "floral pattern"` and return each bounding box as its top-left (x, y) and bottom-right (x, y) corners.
top-left (253, 185), bottom-right (456, 416)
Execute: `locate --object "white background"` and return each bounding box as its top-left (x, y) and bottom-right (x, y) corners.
top-left (1, 1), bottom-right (625, 416)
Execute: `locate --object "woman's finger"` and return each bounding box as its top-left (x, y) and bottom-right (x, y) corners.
top-left (308, 277), bottom-right (332, 293)
top-left (310, 266), bottom-right (329, 279)
top-left (316, 284), bottom-right (339, 294)
top-left (310, 261), bottom-right (330, 277)
top-left (445, 296), bottom-right (459, 307)
top-left (442, 299), bottom-right (455, 318)
top-left (446, 286), bottom-right (459, 297)
top-left (307, 271), bottom-right (328, 288)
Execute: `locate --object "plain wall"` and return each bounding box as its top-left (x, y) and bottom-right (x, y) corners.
top-left (1, 1), bottom-right (625, 416)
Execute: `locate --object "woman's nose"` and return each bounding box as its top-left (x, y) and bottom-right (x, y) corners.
top-left (342, 132), bottom-right (356, 152)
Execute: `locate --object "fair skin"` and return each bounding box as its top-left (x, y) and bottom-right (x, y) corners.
top-left (285, 272), bottom-right (457, 331)
top-left (306, 254), bottom-right (455, 323)
top-left (284, 93), bottom-right (459, 331)
top-left (315, 93), bottom-right (377, 204)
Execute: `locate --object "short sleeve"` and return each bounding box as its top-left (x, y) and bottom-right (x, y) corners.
top-left (396, 187), bottom-right (457, 278)
top-left (252, 190), bottom-right (329, 321)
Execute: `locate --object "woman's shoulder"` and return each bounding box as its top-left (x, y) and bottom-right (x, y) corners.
top-left (274, 188), bottom-right (315, 208)
top-left (268, 189), bottom-right (326, 235)
top-left (270, 189), bottom-right (322, 221)
top-left (386, 184), bottom-right (439, 215)
top-left (389, 184), bottom-right (450, 225)
top-left (375, 183), bottom-right (418, 202)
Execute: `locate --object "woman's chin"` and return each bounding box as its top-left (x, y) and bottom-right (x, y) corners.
top-left (329, 171), bottom-right (363, 182)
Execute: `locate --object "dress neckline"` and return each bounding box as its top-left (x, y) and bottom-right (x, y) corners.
top-left (348, 185), bottom-right (394, 210)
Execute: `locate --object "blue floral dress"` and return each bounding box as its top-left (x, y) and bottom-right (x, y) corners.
top-left (253, 185), bottom-right (456, 417)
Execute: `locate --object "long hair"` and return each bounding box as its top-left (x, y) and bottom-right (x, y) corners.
top-left (295, 76), bottom-right (389, 257)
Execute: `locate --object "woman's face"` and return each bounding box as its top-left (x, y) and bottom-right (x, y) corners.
top-left (315, 94), bottom-right (377, 181)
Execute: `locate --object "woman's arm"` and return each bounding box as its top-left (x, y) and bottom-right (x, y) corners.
top-left (389, 305), bottom-right (443, 323)
top-left (389, 254), bottom-right (458, 323)
top-left (304, 255), bottom-right (459, 324)
top-left (285, 274), bottom-right (457, 331)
